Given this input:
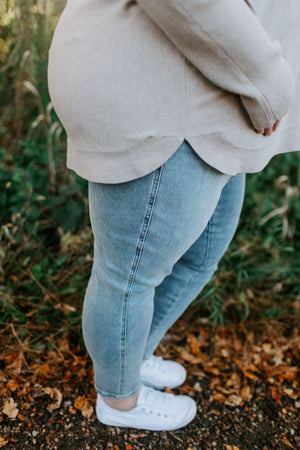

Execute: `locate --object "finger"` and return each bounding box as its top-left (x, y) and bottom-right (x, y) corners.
top-left (257, 129), bottom-right (264, 134)
top-left (264, 127), bottom-right (273, 136)
top-left (272, 120), bottom-right (280, 132)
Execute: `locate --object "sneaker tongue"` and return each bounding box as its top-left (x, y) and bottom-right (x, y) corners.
top-left (136, 384), bottom-right (151, 406)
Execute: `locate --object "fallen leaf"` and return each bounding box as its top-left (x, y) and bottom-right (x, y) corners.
top-left (0, 437), bottom-right (9, 448)
top-left (164, 387), bottom-right (174, 394)
top-left (233, 339), bottom-right (243, 352)
top-left (226, 372), bottom-right (241, 390)
top-left (221, 348), bottom-right (230, 358)
top-left (0, 371), bottom-right (7, 382)
top-left (69, 405), bottom-right (76, 415)
top-left (226, 446), bottom-right (240, 450)
top-left (224, 395), bottom-right (243, 407)
top-left (42, 387), bottom-right (63, 410)
top-left (6, 380), bottom-right (18, 392)
top-left (211, 393), bottom-right (226, 403)
top-left (74, 395), bottom-right (93, 418)
top-left (270, 386), bottom-right (282, 403)
top-left (187, 334), bottom-right (206, 357)
top-left (37, 363), bottom-right (52, 379)
top-left (178, 348), bottom-right (203, 364)
top-left (2, 398), bottom-right (19, 419)
top-left (74, 395), bottom-right (86, 410)
top-left (278, 366), bottom-right (298, 381)
top-left (242, 366), bottom-right (260, 381)
top-left (282, 436), bottom-right (295, 449)
top-left (203, 367), bottom-right (220, 376)
top-left (240, 385), bottom-right (252, 402)
top-left (262, 343), bottom-right (272, 354)
top-left (129, 433), bottom-right (148, 438)
top-left (283, 388), bottom-right (298, 400)
top-left (62, 370), bottom-right (72, 383)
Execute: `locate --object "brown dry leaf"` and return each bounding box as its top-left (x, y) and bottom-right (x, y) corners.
top-left (6, 380), bottom-right (18, 392)
top-left (74, 395), bottom-right (93, 418)
top-left (37, 363), bottom-right (52, 379)
top-left (69, 405), bottom-right (76, 415)
top-left (225, 446), bottom-right (240, 450)
top-left (262, 343), bottom-right (272, 354)
top-left (74, 395), bottom-right (86, 410)
top-left (211, 393), bottom-right (226, 403)
top-left (62, 370), bottom-right (72, 383)
top-left (198, 327), bottom-right (210, 341)
top-left (226, 372), bottom-right (241, 390)
top-left (282, 436), bottom-right (295, 449)
top-left (129, 433), bottom-right (148, 438)
top-left (233, 339), bottom-right (243, 352)
top-left (270, 386), bottom-right (282, 403)
top-left (278, 366), bottom-right (298, 381)
top-left (221, 348), bottom-right (230, 358)
top-left (0, 437), bottom-right (9, 448)
top-left (283, 388), bottom-right (298, 400)
top-left (42, 387), bottom-right (63, 410)
top-left (2, 398), bottom-right (19, 419)
top-left (203, 367), bottom-right (221, 376)
top-left (240, 385), bottom-right (252, 402)
top-left (58, 336), bottom-right (71, 352)
top-left (210, 377), bottom-right (221, 391)
top-left (242, 366), bottom-right (260, 381)
top-left (224, 395), bottom-right (243, 407)
top-left (5, 352), bottom-right (25, 373)
top-left (125, 445), bottom-right (132, 450)
top-left (0, 371), bottom-right (7, 382)
top-left (164, 387), bottom-right (174, 394)
top-left (187, 334), bottom-right (206, 357)
top-left (178, 348), bottom-right (203, 364)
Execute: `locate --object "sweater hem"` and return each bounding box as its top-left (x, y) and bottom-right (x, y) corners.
top-left (66, 128), bottom-right (300, 183)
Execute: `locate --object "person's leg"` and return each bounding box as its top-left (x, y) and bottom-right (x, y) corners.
top-left (143, 172), bottom-right (246, 360)
top-left (82, 140), bottom-right (231, 409)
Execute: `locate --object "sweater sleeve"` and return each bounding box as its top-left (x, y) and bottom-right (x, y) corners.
top-left (135, 0), bottom-right (295, 130)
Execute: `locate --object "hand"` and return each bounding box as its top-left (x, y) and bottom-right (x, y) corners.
top-left (257, 120), bottom-right (280, 136)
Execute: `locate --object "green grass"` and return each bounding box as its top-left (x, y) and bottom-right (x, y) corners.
top-left (0, 137), bottom-right (299, 351)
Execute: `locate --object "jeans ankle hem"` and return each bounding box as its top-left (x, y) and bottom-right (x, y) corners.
top-left (95, 383), bottom-right (141, 400)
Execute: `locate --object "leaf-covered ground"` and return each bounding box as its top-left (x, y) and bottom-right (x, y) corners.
top-left (1, 301), bottom-right (299, 450)
top-left (1, 140), bottom-right (299, 449)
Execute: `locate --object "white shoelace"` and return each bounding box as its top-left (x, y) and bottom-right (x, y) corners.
top-left (139, 385), bottom-right (173, 418)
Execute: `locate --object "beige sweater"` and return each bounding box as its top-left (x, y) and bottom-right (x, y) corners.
top-left (47, 0), bottom-right (300, 183)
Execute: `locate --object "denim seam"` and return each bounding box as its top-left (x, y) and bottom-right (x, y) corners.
top-left (118, 165), bottom-right (164, 395)
top-left (95, 384), bottom-right (141, 401)
top-left (198, 215), bottom-right (213, 270)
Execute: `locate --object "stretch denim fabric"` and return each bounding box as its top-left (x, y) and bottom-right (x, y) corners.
top-left (82, 140), bottom-right (246, 399)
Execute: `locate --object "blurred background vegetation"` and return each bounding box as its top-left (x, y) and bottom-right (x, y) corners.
top-left (0, 0), bottom-right (299, 355)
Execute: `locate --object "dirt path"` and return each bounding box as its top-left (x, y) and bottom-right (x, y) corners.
top-left (1, 306), bottom-right (299, 449)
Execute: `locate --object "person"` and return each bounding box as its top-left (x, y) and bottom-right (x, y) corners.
top-left (47, 0), bottom-right (300, 431)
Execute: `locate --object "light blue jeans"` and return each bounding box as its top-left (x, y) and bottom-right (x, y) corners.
top-left (82, 140), bottom-right (245, 399)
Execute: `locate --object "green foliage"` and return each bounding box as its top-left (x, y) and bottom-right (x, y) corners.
top-left (0, 0), bottom-right (66, 143)
top-left (0, 140), bottom-right (88, 234)
top-left (0, 0), bottom-right (299, 350)
top-left (194, 152), bottom-right (300, 329)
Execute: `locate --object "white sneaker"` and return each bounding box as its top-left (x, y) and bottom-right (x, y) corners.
top-left (96, 384), bottom-right (197, 431)
top-left (140, 355), bottom-right (187, 389)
